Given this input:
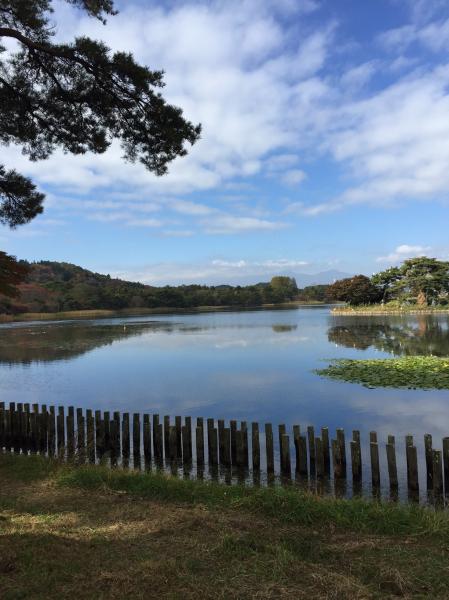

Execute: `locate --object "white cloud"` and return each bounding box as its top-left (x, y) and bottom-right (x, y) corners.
top-left (201, 215), bottom-right (287, 234)
top-left (3, 0), bottom-right (449, 229)
top-left (305, 64), bottom-right (449, 214)
top-left (379, 19), bottom-right (449, 52)
top-left (376, 244), bottom-right (431, 263)
top-left (281, 169), bottom-right (307, 186)
top-left (169, 199), bottom-right (215, 216)
top-left (1, 1), bottom-right (335, 205)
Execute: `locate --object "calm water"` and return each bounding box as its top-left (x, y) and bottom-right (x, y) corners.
top-left (1, 306), bottom-right (449, 498)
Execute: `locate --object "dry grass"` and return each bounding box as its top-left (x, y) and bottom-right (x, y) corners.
top-left (1, 456), bottom-right (449, 599)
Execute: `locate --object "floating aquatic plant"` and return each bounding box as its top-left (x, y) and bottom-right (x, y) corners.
top-left (316, 356), bottom-right (449, 389)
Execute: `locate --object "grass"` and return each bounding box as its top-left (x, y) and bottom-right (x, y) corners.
top-left (1, 454), bottom-right (449, 598)
top-left (316, 356), bottom-right (449, 389)
top-left (332, 303), bottom-right (449, 315)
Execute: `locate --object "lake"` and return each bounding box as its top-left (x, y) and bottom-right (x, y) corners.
top-left (1, 306), bottom-right (449, 498)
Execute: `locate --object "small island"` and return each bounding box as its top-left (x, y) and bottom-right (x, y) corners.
top-left (327, 257), bottom-right (449, 315)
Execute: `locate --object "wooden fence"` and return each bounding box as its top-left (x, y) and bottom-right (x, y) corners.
top-left (1, 401), bottom-right (448, 499)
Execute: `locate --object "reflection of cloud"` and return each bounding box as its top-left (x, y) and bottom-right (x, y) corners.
top-left (346, 394), bottom-right (449, 441)
top-left (214, 340), bottom-right (249, 349)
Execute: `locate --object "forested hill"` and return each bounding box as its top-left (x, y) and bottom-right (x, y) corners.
top-left (0, 261), bottom-right (329, 314)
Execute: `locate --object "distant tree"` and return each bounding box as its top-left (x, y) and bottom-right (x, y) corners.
top-left (371, 257), bottom-right (449, 306)
top-left (327, 275), bottom-right (381, 306)
top-left (269, 276), bottom-right (298, 300)
top-left (371, 266), bottom-right (402, 303)
top-left (0, 250), bottom-right (29, 297)
top-left (399, 257), bottom-right (449, 306)
top-left (0, 0), bottom-right (201, 228)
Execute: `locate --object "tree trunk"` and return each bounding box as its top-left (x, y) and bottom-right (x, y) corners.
top-left (417, 290), bottom-right (427, 306)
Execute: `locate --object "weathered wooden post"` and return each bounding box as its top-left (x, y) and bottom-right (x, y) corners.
top-left (386, 440), bottom-right (398, 490)
top-left (86, 409), bottom-right (95, 463)
top-left (443, 437), bottom-right (449, 494)
top-left (94, 410), bottom-right (102, 459)
top-left (143, 414), bottom-right (152, 465)
top-left (152, 414), bottom-right (162, 461)
top-left (223, 427), bottom-right (231, 468)
top-left (370, 441), bottom-right (380, 490)
top-left (351, 430), bottom-right (362, 482)
top-left (48, 406), bottom-right (56, 457)
top-left (207, 419), bottom-right (218, 466)
top-left (432, 449), bottom-right (443, 496)
top-left (265, 423), bottom-right (274, 475)
top-left (169, 425), bottom-right (178, 462)
top-left (164, 415), bottom-right (170, 458)
top-left (424, 433), bottom-right (433, 489)
top-left (109, 418), bottom-right (118, 466)
top-left (308, 425), bottom-right (316, 475)
top-left (332, 439), bottom-right (344, 479)
top-left (196, 418), bottom-right (204, 466)
top-left (185, 416), bottom-right (192, 460)
top-left (280, 433), bottom-right (291, 479)
top-left (122, 413), bottom-right (130, 464)
top-left (252, 422), bottom-right (260, 471)
top-left (66, 410), bottom-right (75, 460)
top-left (337, 428), bottom-right (346, 476)
top-left (236, 429), bottom-right (244, 469)
top-left (133, 413), bottom-right (141, 466)
top-left (229, 419), bottom-right (237, 466)
top-left (321, 427), bottom-right (330, 475)
top-left (406, 436), bottom-right (419, 494)
top-left (241, 421), bottom-right (249, 467)
top-left (175, 416), bottom-right (182, 459)
top-left (315, 437), bottom-right (325, 478)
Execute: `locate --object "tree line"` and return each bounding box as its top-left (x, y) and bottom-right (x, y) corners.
top-left (0, 260), bottom-right (309, 314)
top-left (327, 257), bottom-right (449, 306)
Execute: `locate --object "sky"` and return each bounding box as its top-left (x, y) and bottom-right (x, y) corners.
top-left (2, 0), bottom-right (449, 286)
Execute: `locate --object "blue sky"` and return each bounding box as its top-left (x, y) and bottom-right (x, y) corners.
top-left (2, 0), bottom-right (449, 285)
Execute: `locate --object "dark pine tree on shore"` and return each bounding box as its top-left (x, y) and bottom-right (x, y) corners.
top-left (0, 0), bottom-right (201, 293)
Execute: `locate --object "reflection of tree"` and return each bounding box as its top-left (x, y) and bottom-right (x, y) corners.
top-left (272, 324), bottom-right (298, 333)
top-left (0, 322), bottom-right (175, 365)
top-left (328, 315), bottom-right (449, 357)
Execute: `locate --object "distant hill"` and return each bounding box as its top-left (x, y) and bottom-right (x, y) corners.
top-left (291, 270), bottom-right (353, 286)
top-left (1, 261), bottom-right (323, 314)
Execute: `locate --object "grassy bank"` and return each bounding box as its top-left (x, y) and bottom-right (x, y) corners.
top-left (1, 454), bottom-right (449, 598)
top-left (316, 356), bottom-right (449, 389)
top-left (332, 303), bottom-right (449, 315)
top-left (0, 301), bottom-right (325, 324)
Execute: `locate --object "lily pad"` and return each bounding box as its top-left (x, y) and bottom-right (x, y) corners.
top-left (315, 356), bottom-right (449, 390)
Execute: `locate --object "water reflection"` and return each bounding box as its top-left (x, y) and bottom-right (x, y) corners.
top-left (328, 314), bottom-right (449, 356)
top-left (0, 321), bottom-right (176, 364)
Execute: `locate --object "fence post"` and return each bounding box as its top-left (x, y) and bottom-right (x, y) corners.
top-left (265, 423), bottom-right (274, 475)
top-left (443, 437), bottom-right (449, 494)
top-left (406, 437), bottom-right (419, 493)
top-left (386, 442), bottom-right (398, 490)
top-left (370, 441), bottom-right (380, 490)
top-left (86, 409), bottom-right (95, 463)
top-left (252, 422), bottom-right (260, 471)
top-left (424, 434), bottom-right (433, 489)
top-left (196, 418), bottom-right (204, 466)
top-left (133, 413), bottom-right (141, 466)
top-left (321, 427), bottom-right (330, 475)
top-left (280, 434), bottom-right (291, 479)
top-left (432, 450), bottom-right (443, 496)
top-left (143, 414), bottom-right (152, 465)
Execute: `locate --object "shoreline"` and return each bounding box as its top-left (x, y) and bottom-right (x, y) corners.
top-left (332, 306), bottom-right (449, 316)
top-left (0, 301), bottom-right (331, 324)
